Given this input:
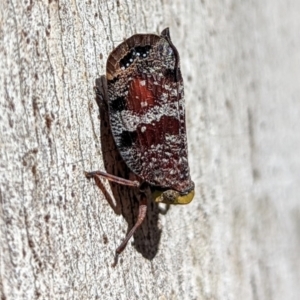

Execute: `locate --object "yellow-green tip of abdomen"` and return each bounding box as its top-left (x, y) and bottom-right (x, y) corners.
top-left (153, 189), bottom-right (195, 205)
top-left (176, 189), bottom-right (195, 204)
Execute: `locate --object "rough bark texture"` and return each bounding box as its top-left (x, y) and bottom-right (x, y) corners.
top-left (1, 0), bottom-right (300, 299)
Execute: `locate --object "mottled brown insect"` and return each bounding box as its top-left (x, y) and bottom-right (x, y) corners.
top-left (85, 28), bottom-right (194, 263)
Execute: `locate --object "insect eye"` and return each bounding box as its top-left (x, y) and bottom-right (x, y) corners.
top-left (134, 45), bottom-right (151, 59)
top-left (167, 46), bottom-right (174, 56)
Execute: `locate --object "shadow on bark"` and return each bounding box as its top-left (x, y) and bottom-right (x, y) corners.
top-left (93, 77), bottom-right (162, 261)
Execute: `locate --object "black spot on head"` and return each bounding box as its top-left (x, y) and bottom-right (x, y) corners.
top-left (134, 45), bottom-right (151, 58)
top-left (119, 45), bottom-right (152, 69)
top-left (110, 96), bottom-right (127, 112)
top-left (120, 49), bottom-right (137, 69)
top-left (119, 130), bottom-right (137, 148)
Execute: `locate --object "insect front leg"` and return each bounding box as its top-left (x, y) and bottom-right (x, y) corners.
top-left (84, 170), bottom-right (140, 187)
top-left (94, 75), bottom-right (109, 106)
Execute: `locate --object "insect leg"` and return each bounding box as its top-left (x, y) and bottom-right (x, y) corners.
top-left (84, 170), bottom-right (140, 187)
top-left (112, 194), bottom-right (147, 266)
top-left (94, 75), bottom-right (109, 106)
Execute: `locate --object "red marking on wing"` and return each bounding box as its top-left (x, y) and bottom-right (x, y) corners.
top-left (135, 115), bottom-right (180, 150)
top-left (126, 75), bottom-right (179, 115)
top-left (127, 78), bottom-right (155, 112)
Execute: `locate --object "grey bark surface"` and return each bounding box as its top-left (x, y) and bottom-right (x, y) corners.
top-left (1, 0), bottom-right (300, 299)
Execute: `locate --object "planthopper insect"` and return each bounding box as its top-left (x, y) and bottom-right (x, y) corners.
top-left (85, 28), bottom-right (194, 264)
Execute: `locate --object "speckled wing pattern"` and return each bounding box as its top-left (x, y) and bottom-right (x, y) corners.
top-left (106, 28), bottom-right (193, 194)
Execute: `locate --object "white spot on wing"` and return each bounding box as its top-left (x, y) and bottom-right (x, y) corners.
top-left (120, 103), bottom-right (179, 131)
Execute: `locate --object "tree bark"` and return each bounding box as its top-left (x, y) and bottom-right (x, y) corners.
top-left (1, 0), bottom-right (300, 299)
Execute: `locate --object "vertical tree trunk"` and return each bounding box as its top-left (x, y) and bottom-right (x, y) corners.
top-left (1, 0), bottom-right (300, 299)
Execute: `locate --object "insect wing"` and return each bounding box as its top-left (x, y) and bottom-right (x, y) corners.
top-left (106, 29), bottom-right (193, 194)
